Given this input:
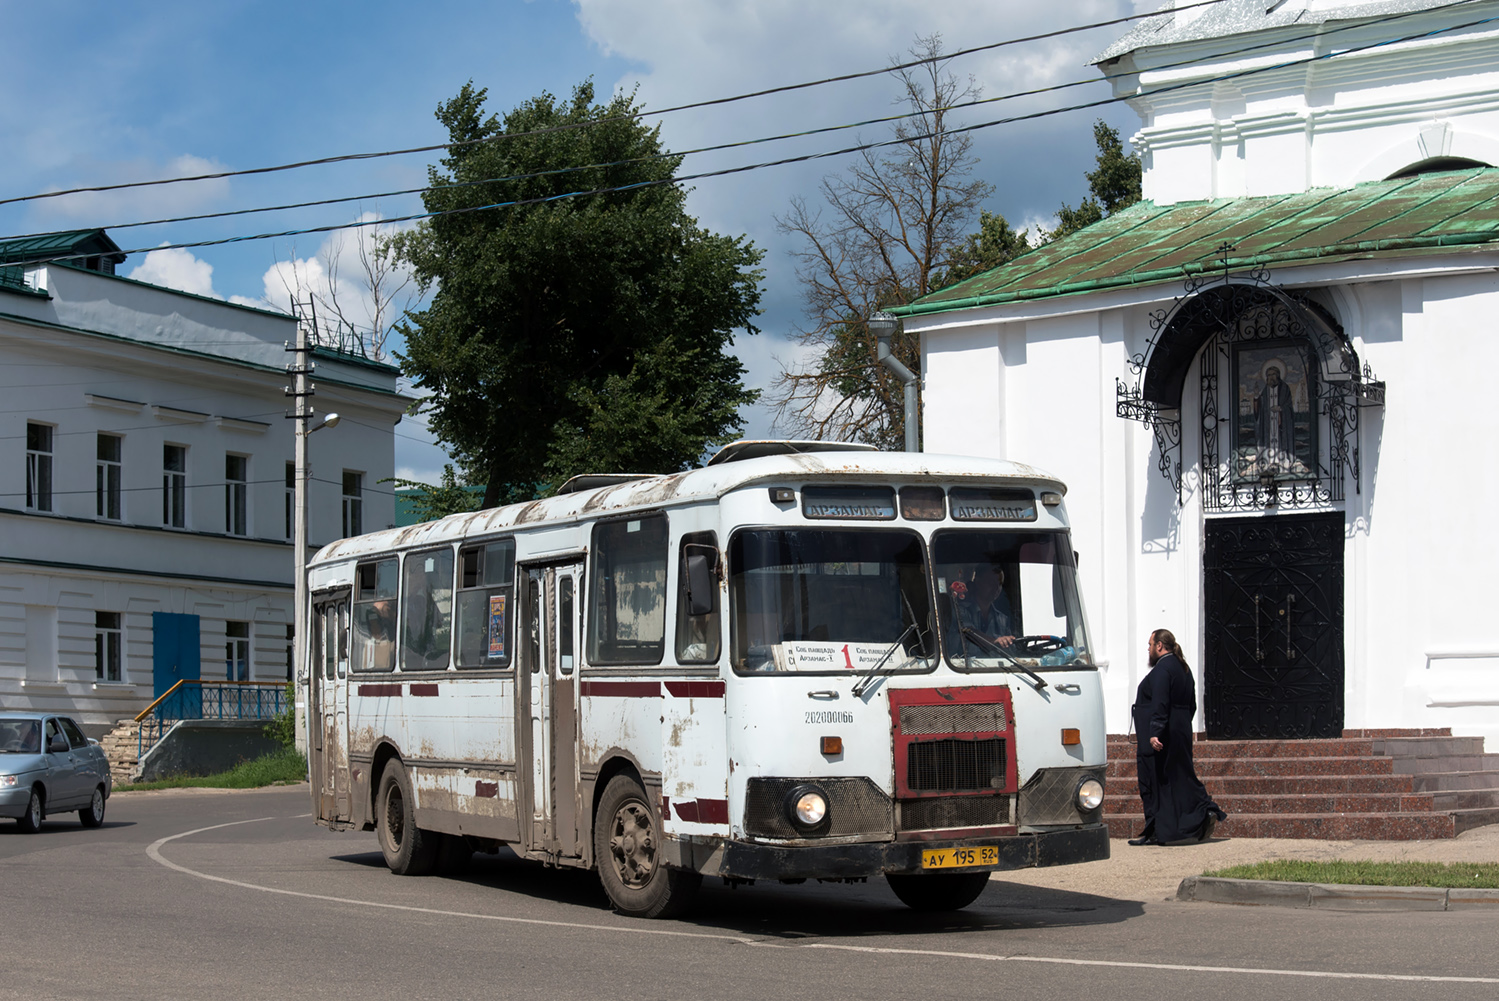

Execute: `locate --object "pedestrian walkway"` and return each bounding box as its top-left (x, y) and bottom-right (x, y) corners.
top-left (992, 824), bottom-right (1499, 904)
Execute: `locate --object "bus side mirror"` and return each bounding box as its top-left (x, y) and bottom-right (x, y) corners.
top-left (685, 551), bottom-right (717, 616)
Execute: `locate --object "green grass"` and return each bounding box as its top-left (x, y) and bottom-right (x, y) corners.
top-left (1204, 860), bottom-right (1499, 889)
top-left (118, 747), bottom-right (308, 791)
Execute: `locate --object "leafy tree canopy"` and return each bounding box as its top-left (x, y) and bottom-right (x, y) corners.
top-left (390, 81), bottom-right (765, 505)
top-left (931, 209), bottom-right (1031, 290)
top-left (1046, 120), bottom-right (1143, 242)
top-left (385, 464), bottom-right (483, 523)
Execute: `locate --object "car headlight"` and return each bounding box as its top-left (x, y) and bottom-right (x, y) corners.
top-left (0, 775), bottom-right (18, 787)
top-left (784, 784), bottom-right (831, 834)
top-left (1076, 778), bottom-right (1104, 811)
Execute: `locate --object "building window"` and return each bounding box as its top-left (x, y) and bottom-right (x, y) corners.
top-left (97, 434), bottom-right (122, 520)
top-left (225, 454), bottom-right (248, 536)
top-left (226, 621), bottom-right (250, 681)
top-left (163, 444), bottom-right (186, 528)
top-left (95, 611), bottom-right (123, 682)
top-left (285, 462), bottom-right (295, 540)
top-left (25, 423), bottom-right (53, 512)
top-left (285, 623), bottom-right (294, 682)
top-left (342, 471), bottom-right (363, 538)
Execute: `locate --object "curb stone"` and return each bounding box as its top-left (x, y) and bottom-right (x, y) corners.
top-left (1177, 875), bottom-right (1499, 911)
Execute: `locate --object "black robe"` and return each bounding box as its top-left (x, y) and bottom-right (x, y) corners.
top-left (1132, 653), bottom-right (1225, 843)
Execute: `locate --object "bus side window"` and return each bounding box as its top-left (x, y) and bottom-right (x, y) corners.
top-left (589, 514), bottom-right (668, 666)
top-left (351, 558), bottom-right (398, 672)
top-left (676, 532), bottom-right (721, 664)
top-left (455, 539), bottom-right (516, 669)
top-left (400, 547), bottom-right (455, 672)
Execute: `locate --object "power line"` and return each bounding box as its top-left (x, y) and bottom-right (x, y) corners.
top-left (4, 2), bottom-right (1492, 273)
top-left (0, 0), bottom-right (1234, 210)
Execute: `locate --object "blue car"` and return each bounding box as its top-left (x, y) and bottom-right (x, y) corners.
top-left (0, 713), bottom-right (112, 832)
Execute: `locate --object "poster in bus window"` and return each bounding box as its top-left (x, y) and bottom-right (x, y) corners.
top-left (487, 594), bottom-right (506, 658)
top-left (1232, 341), bottom-right (1316, 481)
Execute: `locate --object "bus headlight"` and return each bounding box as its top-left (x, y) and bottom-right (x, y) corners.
top-left (785, 785), bottom-right (830, 834)
top-left (1076, 778), bottom-right (1104, 812)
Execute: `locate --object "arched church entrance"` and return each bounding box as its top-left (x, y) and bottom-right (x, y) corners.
top-left (1117, 267), bottom-right (1385, 739)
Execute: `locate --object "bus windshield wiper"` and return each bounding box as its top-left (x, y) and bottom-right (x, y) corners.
top-left (852, 622), bottom-right (918, 699)
top-left (960, 627), bottom-right (1048, 691)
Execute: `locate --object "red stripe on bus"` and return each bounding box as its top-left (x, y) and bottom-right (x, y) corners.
top-left (408, 684), bottom-right (439, 697)
top-left (475, 781), bottom-right (498, 798)
top-left (580, 681), bottom-right (662, 698)
top-left (357, 684), bottom-right (402, 697)
top-left (673, 798), bottom-right (729, 824)
top-left (664, 681), bottom-right (725, 699)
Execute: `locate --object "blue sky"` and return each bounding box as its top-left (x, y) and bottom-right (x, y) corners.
top-left (1, 0), bottom-right (1150, 482)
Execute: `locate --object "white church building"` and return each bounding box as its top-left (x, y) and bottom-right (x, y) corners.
top-left (1, 230), bottom-right (406, 736)
top-left (902, 0), bottom-right (1499, 749)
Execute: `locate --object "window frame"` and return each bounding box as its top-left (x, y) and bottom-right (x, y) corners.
top-left (25, 422), bottom-right (54, 513)
top-left (94, 611), bottom-right (123, 683)
top-left (350, 558), bottom-right (399, 673)
top-left (225, 453), bottom-right (249, 536)
top-left (398, 545), bottom-right (456, 674)
top-left (675, 531), bottom-right (722, 665)
top-left (225, 620), bottom-right (251, 681)
top-left (342, 470), bottom-right (364, 538)
top-left (454, 538), bottom-right (517, 671)
top-left (587, 512), bottom-right (670, 667)
top-left (163, 443), bottom-right (187, 528)
top-left (96, 433), bottom-right (123, 521)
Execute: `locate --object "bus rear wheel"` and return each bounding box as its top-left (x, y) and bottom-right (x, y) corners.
top-left (377, 760), bottom-right (438, 876)
top-left (886, 872), bottom-right (991, 911)
top-left (594, 774), bottom-right (700, 919)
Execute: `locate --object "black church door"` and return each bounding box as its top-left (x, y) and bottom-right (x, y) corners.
top-left (1203, 512), bottom-right (1344, 739)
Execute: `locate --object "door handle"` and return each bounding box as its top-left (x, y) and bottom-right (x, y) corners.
top-left (1253, 593), bottom-right (1264, 662)
top-left (1285, 593), bottom-right (1296, 660)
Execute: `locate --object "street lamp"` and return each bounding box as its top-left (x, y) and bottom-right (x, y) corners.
top-left (870, 310), bottom-right (918, 453)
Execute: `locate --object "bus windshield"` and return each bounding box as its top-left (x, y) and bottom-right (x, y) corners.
top-left (932, 529), bottom-right (1093, 670)
top-left (730, 529), bottom-right (935, 674)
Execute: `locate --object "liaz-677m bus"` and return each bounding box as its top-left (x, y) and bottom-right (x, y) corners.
top-left (304, 441), bottom-right (1108, 918)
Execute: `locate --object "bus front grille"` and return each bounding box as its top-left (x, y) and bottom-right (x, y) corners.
top-left (898, 795), bottom-right (1010, 832)
top-left (905, 737), bottom-right (1007, 792)
top-left (898, 703), bottom-right (1008, 735)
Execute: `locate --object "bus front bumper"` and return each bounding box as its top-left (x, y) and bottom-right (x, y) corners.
top-left (673, 824), bottom-right (1110, 882)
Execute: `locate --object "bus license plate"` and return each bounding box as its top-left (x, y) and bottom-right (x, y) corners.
top-left (921, 845), bottom-right (999, 869)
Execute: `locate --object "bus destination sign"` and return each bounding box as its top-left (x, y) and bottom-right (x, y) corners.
top-left (801, 486), bottom-right (896, 520)
top-left (949, 487), bottom-right (1038, 522)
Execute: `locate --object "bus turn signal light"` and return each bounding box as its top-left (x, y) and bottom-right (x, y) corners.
top-left (1061, 728), bottom-right (1081, 746)
top-left (821, 736), bottom-right (843, 755)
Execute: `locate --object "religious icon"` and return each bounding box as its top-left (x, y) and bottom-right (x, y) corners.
top-left (1232, 342), bottom-right (1316, 480)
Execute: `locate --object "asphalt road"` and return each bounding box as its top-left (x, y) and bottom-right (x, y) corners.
top-left (4, 785), bottom-right (1498, 1000)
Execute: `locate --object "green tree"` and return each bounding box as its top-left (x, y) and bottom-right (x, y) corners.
top-left (1046, 120), bottom-right (1143, 242)
top-left (385, 464), bottom-right (483, 522)
top-left (774, 36), bottom-right (993, 449)
top-left (931, 210), bottom-right (1031, 289)
top-left (390, 82), bottom-right (764, 505)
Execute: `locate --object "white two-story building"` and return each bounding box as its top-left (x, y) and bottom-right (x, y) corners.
top-left (901, 0), bottom-right (1499, 749)
top-left (1, 230), bottom-right (407, 736)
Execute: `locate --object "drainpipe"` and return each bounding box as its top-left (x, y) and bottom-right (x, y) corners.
top-left (869, 311), bottom-right (918, 453)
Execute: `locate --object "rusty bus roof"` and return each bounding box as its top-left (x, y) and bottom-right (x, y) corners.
top-left (309, 449), bottom-right (1067, 565)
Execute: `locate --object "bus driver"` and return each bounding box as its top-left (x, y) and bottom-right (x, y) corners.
top-left (955, 562), bottom-right (1016, 649)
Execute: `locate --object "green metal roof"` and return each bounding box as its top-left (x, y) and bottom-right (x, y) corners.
top-left (0, 229), bottom-right (125, 266)
top-left (899, 167), bottom-right (1499, 318)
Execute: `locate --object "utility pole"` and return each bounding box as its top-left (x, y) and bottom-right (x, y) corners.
top-left (286, 299), bottom-right (338, 756)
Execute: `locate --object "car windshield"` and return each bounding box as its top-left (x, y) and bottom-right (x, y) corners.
top-left (729, 529), bottom-right (934, 674)
top-left (0, 720), bottom-right (41, 753)
top-left (932, 529), bottom-right (1093, 670)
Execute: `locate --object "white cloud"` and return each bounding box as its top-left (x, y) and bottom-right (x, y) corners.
top-left (127, 244), bottom-right (222, 298)
top-left (33, 153), bottom-right (232, 227)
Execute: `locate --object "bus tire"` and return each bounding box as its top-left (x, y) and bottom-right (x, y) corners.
top-left (594, 774), bottom-right (700, 919)
top-left (376, 760), bottom-right (437, 876)
top-left (885, 872), bottom-right (991, 911)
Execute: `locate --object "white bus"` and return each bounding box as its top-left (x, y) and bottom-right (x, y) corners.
top-left (305, 441), bottom-right (1108, 917)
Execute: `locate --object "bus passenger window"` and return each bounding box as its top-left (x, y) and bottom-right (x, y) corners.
top-left (400, 547), bottom-right (454, 672)
top-left (456, 540), bottom-right (515, 669)
top-left (676, 532), bottom-right (721, 664)
top-left (589, 514), bottom-right (668, 666)
top-left (558, 576), bottom-right (574, 674)
top-left (351, 558), bottom-right (398, 672)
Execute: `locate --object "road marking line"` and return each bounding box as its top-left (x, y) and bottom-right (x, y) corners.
top-left (147, 818), bottom-right (1499, 985)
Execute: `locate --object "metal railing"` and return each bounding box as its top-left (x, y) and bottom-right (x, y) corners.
top-left (135, 680), bottom-right (290, 758)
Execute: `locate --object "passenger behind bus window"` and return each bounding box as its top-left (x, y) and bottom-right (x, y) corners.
top-left (952, 563), bottom-right (1016, 651)
top-left (355, 599), bottom-right (396, 672)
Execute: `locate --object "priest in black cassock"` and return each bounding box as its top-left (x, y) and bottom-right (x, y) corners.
top-left (1129, 628), bottom-right (1227, 845)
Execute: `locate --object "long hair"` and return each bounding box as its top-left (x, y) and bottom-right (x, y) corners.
top-left (1151, 628), bottom-right (1190, 673)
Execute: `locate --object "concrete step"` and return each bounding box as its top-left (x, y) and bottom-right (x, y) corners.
top-left (1104, 790), bottom-right (1436, 814)
top-left (1103, 811), bottom-right (1456, 841)
top-left (1453, 807), bottom-right (1499, 835)
top-left (1388, 753), bottom-right (1499, 775)
top-left (1430, 788), bottom-right (1499, 810)
top-left (1107, 737), bottom-right (1379, 759)
top-left (1175, 774), bottom-right (1416, 796)
top-left (1370, 736), bottom-right (1487, 758)
top-left (1106, 755), bottom-right (1395, 779)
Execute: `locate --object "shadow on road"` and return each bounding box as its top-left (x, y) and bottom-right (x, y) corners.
top-left (0, 820), bottom-right (136, 836)
top-left (330, 848), bottom-right (1143, 936)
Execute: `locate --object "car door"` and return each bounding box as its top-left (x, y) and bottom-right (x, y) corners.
top-left (42, 717), bottom-right (82, 809)
top-left (59, 717), bottom-right (104, 797)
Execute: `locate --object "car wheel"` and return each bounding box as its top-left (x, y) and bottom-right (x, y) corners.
top-left (886, 872), bottom-right (991, 911)
top-left (79, 786), bottom-right (106, 828)
top-left (376, 760), bottom-right (437, 875)
top-left (16, 789), bottom-right (43, 834)
top-left (593, 774), bottom-right (700, 919)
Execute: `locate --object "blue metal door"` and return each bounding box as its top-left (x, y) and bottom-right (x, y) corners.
top-left (152, 612), bottom-right (201, 699)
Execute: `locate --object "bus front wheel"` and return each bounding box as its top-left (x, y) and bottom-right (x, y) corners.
top-left (377, 760), bottom-right (438, 876)
top-left (886, 872), bottom-right (991, 911)
top-left (594, 774), bottom-right (701, 919)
